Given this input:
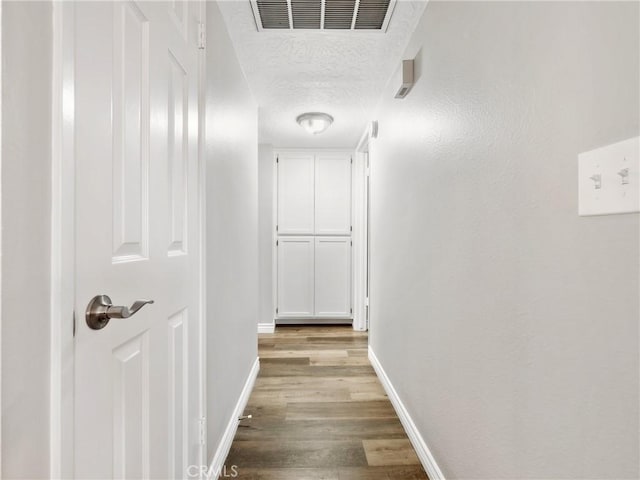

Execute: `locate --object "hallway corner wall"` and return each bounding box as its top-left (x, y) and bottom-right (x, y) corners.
top-left (1, 2), bottom-right (53, 478)
top-left (205, 0), bottom-right (259, 464)
top-left (258, 143), bottom-right (274, 329)
top-left (370, 2), bottom-right (639, 479)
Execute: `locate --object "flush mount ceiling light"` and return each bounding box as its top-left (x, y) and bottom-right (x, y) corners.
top-left (296, 112), bottom-right (334, 135)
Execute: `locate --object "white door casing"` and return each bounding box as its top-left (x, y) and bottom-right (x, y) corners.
top-left (73, 2), bottom-right (202, 478)
top-left (353, 127), bottom-right (373, 332)
top-left (364, 151), bottom-right (371, 330)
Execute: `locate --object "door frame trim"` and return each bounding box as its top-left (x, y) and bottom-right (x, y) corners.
top-left (271, 149), bottom-right (278, 324)
top-left (196, 0), bottom-right (207, 473)
top-left (0, 1), bottom-right (3, 474)
top-left (50, 2), bottom-right (76, 477)
top-left (353, 125), bottom-right (375, 332)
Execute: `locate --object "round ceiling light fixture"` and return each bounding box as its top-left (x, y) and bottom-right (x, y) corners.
top-left (296, 112), bottom-right (334, 135)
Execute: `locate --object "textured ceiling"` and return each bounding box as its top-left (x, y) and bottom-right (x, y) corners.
top-left (217, 0), bottom-right (427, 148)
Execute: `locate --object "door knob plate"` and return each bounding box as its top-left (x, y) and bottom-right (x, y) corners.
top-left (86, 295), bottom-right (113, 330)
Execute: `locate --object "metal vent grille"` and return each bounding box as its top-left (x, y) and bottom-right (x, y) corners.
top-left (291, 0), bottom-right (321, 28)
top-left (256, 0), bottom-right (290, 28)
top-left (252, 0), bottom-right (396, 31)
top-left (324, 0), bottom-right (356, 29)
top-left (354, 0), bottom-right (390, 29)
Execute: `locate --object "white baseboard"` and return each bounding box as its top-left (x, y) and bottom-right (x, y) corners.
top-left (368, 346), bottom-right (445, 480)
top-left (206, 357), bottom-right (260, 479)
top-left (276, 318), bottom-right (352, 325)
top-left (257, 322), bottom-right (275, 334)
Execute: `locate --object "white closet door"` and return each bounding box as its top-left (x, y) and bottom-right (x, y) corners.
top-left (315, 153), bottom-right (352, 235)
top-left (315, 237), bottom-right (351, 317)
top-left (277, 236), bottom-right (314, 317)
top-left (277, 153), bottom-right (315, 234)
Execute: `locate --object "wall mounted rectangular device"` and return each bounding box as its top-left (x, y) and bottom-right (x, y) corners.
top-left (394, 59), bottom-right (414, 98)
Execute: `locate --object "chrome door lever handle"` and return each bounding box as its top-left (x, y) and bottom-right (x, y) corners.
top-left (106, 300), bottom-right (154, 319)
top-left (86, 295), bottom-right (154, 330)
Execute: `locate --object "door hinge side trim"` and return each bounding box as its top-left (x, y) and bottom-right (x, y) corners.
top-left (199, 417), bottom-right (206, 445)
top-left (197, 23), bottom-right (206, 49)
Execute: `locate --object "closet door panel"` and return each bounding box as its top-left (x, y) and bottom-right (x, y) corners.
top-left (315, 153), bottom-right (352, 235)
top-left (277, 236), bottom-right (314, 317)
top-left (277, 153), bottom-right (315, 234)
top-left (314, 237), bottom-right (351, 317)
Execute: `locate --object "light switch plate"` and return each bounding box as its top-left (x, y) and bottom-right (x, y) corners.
top-left (578, 136), bottom-right (640, 216)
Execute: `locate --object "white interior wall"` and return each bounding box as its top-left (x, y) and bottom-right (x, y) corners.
top-left (205, 1), bottom-right (259, 462)
top-left (370, 2), bottom-right (639, 478)
top-left (1, 2), bottom-right (52, 478)
top-left (258, 144), bottom-right (274, 328)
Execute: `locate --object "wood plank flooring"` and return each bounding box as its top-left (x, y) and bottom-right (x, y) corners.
top-left (223, 326), bottom-right (429, 480)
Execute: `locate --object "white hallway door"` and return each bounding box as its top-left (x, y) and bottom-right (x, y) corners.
top-left (73, 2), bottom-right (201, 478)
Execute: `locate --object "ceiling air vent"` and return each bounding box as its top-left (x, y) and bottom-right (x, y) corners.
top-left (255, 0), bottom-right (290, 29)
top-left (291, 0), bottom-right (322, 28)
top-left (354, 0), bottom-right (391, 29)
top-left (251, 0), bottom-right (396, 31)
top-left (324, 0), bottom-right (356, 29)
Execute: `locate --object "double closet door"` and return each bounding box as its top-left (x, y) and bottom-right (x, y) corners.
top-left (276, 151), bottom-right (352, 320)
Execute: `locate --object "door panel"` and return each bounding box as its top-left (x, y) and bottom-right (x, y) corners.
top-left (73, 2), bottom-right (201, 478)
top-left (315, 237), bottom-right (352, 317)
top-left (112, 333), bottom-right (149, 479)
top-left (112, 1), bottom-right (150, 262)
top-left (277, 153), bottom-right (315, 234)
top-left (315, 153), bottom-right (352, 235)
top-left (168, 308), bottom-right (188, 478)
top-left (277, 237), bottom-right (315, 317)
top-left (168, 50), bottom-right (188, 255)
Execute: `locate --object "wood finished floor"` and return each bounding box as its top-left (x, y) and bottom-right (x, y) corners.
top-left (224, 326), bottom-right (429, 480)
